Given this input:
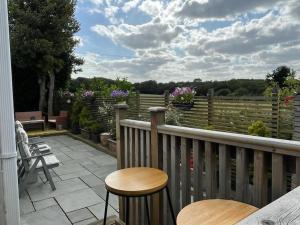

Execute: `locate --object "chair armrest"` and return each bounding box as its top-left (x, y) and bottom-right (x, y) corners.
top-left (29, 141), bottom-right (44, 146)
top-left (30, 145), bottom-right (51, 155)
top-left (29, 136), bottom-right (41, 140)
top-left (23, 152), bottom-right (52, 160)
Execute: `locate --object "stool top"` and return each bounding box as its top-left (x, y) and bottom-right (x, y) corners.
top-left (105, 167), bottom-right (168, 196)
top-left (177, 199), bottom-right (258, 225)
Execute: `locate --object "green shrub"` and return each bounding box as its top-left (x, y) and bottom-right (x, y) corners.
top-left (248, 121), bottom-right (270, 137)
top-left (70, 98), bottom-right (83, 126)
top-left (88, 122), bottom-right (104, 134)
top-left (79, 107), bottom-right (93, 129)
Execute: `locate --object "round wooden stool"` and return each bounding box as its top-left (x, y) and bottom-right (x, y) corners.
top-left (177, 199), bottom-right (258, 225)
top-left (103, 167), bottom-right (176, 225)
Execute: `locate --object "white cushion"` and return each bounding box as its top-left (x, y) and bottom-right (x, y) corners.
top-left (17, 128), bottom-right (31, 158)
top-left (34, 154), bottom-right (60, 169)
top-left (15, 120), bottom-right (23, 129)
top-left (18, 128), bottom-right (29, 144)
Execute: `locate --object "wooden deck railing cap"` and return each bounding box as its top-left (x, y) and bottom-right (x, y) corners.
top-left (157, 124), bottom-right (300, 153)
top-left (148, 106), bottom-right (166, 112)
top-left (113, 103), bottom-right (129, 109)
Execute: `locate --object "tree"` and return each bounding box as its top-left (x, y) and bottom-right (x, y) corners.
top-left (9, 0), bottom-right (83, 115)
top-left (264, 66), bottom-right (299, 97)
top-left (266, 66), bottom-right (295, 89)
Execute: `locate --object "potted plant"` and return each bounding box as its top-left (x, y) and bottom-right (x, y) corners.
top-left (89, 122), bottom-right (104, 143)
top-left (100, 132), bottom-right (112, 146)
top-left (171, 87), bottom-right (195, 110)
top-left (79, 106), bottom-right (93, 139)
top-left (110, 90), bottom-right (129, 104)
top-left (82, 90), bottom-right (95, 103)
top-left (98, 101), bottom-right (114, 146)
top-left (70, 98), bottom-right (83, 134)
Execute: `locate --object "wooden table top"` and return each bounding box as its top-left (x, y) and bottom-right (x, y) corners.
top-left (177, 199), bottom-right (258, 225)
top-left (237, 186), bottom-right (300, 224)
top-left (105, 167), bottom-right (168, 196)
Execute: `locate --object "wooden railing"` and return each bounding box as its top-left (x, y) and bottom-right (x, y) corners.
top-left (114, 104), bottom-right (300, 225)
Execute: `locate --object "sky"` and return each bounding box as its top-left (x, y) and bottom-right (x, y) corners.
top-left (73, 0), bottom-right (300, 82)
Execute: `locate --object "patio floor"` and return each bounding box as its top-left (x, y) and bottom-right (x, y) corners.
top-left (20, 135), bottom-right (118, 225)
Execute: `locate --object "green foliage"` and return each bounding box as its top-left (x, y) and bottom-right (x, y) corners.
top-left (133, 79), bottom-right (266, 96)
top-left (89, 123), bottom-right (104, 134)
top-left (248, 121), bottom-right (270, 137)
top-left (70, 98), bottom-right (83, 126)
top-left (69, 77), bottom-right (134, 98)
top-left (266, 66), bottom-right (295, 89)
top-left (9, 0), bottom-right (83, 111)
top-left (165, 104), bottom-right (181, 126)
top-left (79, 107), bottom-right (93, 129)
top-left (264, 76), bottom-right (300, 98)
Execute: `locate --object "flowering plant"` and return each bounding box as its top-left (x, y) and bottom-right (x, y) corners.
top-left (82, 90), bottom-right (95, 98)
top-left (110, 90), bottom-right (129, 103)
top-left (171, 87), bottom-right (195, 104)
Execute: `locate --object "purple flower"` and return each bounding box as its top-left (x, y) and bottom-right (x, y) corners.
top-left (171, 87), bottom-right (195, 104)
top-left (110, 90), bottom-right (129, 102)
top-left (171, 87), bottom-right (193, 97)
top-left (82, 90), bottom-right (94, 98)
top-left (110, 90), bottom-right (129, 98)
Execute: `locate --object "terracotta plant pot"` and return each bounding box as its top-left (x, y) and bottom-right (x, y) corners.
top-left (107, 139), bottom-right (117, 154)
top-left (100, 132), bottom-right (112, 146)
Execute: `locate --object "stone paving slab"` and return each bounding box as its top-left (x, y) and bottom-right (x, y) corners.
top-left (28, 178), bottom-right (89, 201)
top-left (93, 165), bottom-right (117, 181)
top-left (21, 205), bottom-right (71, 225)
top-left (80, 174), bottom-right (104, 188)
top-left (67, 208), bottom-right (95, 223)
top-left (19, 192), bottom-right (35, 215)
top-left (20, 135), bottom-right (119, 225)
top-left (56, 188), bottom-right (104, 213)
top-left (89, 203), bottom-right (118, 220)
top-left (92, 185), bottom-right (119, 211)
top-left (33, 198), bottom-right (57, 211)
top-left (74, 217), bottom-right (98, 225)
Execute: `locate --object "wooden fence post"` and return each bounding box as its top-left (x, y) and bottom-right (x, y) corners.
top-left (136, 91), bottom-right (140, 117)
top-left (207, 89), bottom-right (214, 127)
top-left (164, 90), bottom-right (170, 106)
top-left (293, 94), bottom-right (300, 141)
top-left (271, 88), bottom-right (279, 138)
top-left (114, 103), bottom-right (128, 221)
top-left (149, 106), bottom-right (166, 225)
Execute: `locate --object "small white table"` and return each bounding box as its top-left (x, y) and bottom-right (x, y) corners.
top-left (237, 186), bottom-right (300, 224)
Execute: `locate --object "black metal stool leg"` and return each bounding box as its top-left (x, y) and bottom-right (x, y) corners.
top-left (166, 186), bottom-right (176, 225)
top-left (103, 191), bottom-right (109, 225)
top-left (126, 197), bottom-right (130, 225)
top-left (144, 196), bottom-right (151, 225)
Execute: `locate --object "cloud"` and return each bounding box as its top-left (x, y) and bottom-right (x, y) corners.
top-left (138, 0), bottom-right (164, 16)
top-left (91, 17), bottom-right (183, 49)
top-left (185, 12), bottom-right (300, 56)
top-left (176, 0), bottom-right (283, 19)
top-left (122, 0), bottom-right (141, 13)
top-left (76, 0), bottom-right (300, 82)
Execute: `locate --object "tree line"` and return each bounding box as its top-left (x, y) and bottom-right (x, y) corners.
top-left (69, 77), bottom-right (267, 96)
